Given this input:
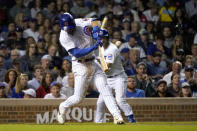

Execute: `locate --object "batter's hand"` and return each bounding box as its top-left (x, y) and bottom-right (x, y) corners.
top-left (97, 39), bottom-right (104, 47)
top-left (92, 26), bottom-right (100, 39)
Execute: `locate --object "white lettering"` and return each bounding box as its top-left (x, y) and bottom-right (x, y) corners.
top-left (103, 113), bottom-right (111, 122)
top-left (66, 108), bottom-right (71, 120)
top-left (36, 112), bottom-right (49, 124)
top-left (36, 107), bottom-right (112, 124)
top-left (50, 109), bottom-right (58, 123)
top-left (83, 108), bottom-right (92, 121)
top-left (71, 107), bottom-right (82, 122)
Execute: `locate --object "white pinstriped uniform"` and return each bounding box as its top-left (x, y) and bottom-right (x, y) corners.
top-left (59, 18), bottom-right (121, 118)
top-left (95, 43), bottom-right (133, 123)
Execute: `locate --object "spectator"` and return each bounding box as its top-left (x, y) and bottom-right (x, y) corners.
top-left (180, 65), bottom-right (195, 84)
top-left (20, 39), bottom-right (40, 73)
top-left (43, 18), bottom-right (52, 34)
top-left (119, 34), bottom-right (146, 59)
top-left (44, 81), bottom-right (67, 99)
top-left (0, 82), bottom-right (7, 98)
top-left (126, 21), bottom-right (141, 40)
top-left (7, 22), bottom-right (16, 32)
top-left (190, 71), bottom-right (197, 97)
top-left (15, 12), bottom-right (23, 28)
top-left (15, 27), bottom-right (26, 51)
top-left (43, 32), bottom-right (51, 48)
top-left (163, 61), bottom-right (185, 85)
top-left (0, 55), bottom-right (6, 81)
top-left (120, 48), bottom-right (130, 70)
top-left (153, 79), bottom-right (172, 97)
top-left (167, 73), bottom-right (181, 97)
top-left (172, 48), bottom-right (185, 64)
top-left (36, 71), bottom-right (54, 98)
top-left (36, 12), bottom-right (44, 26)
top-left (56, 0), bottom-right (63, 12)
top-left (180, 82), bottom-right (192, 97)
top-left (138, 28), bottom-right (153, 52)
top-left (185, 0), bottom-right (197, 18)
top-left (12, 58), bottom-right (24, 74)
top-left (124, 48), bottom-right (140, 76)
top-left (171, 35), bottom-right (184, 59)
top-left (37, 39), bottom-right (47, 57)
top-left (111, 29), bottom-right (123, 44)
top-left (191, 44), bottom-right (197, 69)
top-left (61, 2), bottom-right (71, 13)
top-left (3, 69), bottom-right (18, 97)
top-left (23, 88), bottom-right (36, 98)
top-left (47, 44), bottom-right (62, 70)
top-left (9, 0), bottom-right (31, 22)
top-left (11, 73), bottom-right (29, 98)
top-left (134, 62), bottom-right (156, 97)
top-left (145, 21), bottom-right (155, 42)
top-left (4, 49), bottom-right (20, 70)
top-left (61, 73), bottom-right (74, 98)
top-left (194, 33), bottom-right (197, 44)
top-left (147, 51), bottom-right (167, 81)
top-left (71, 0), bottom-right (89, 18)
top-left (158, 1), bottom-right (176, 23)
top-left (173, 8), bottom-right (189, 35)
top-left (146, 35), bottom-right (170, 62)
top-left (51, 21), bottom-right (60, 34)
top-left (38, 25), bottom-right (45, 40)
top-left (122, 10), bottom-right (134, 22)
top-left (30, 0), bottom-right (42, 18)
top-left (112, 16), bottom-right (122, 29)
top-left (0, 44), bottom-right (9, 60)
top-left (126, 76), bottom-right (145, 98)
top-left (121, 18), bottom-right (131, 41)
top-left (162, 26), bottom-right (174, 49)
top-left (23, 18), bottom-right (39, 42)
top-left (183, 55), bottom-right (194, 69)
top-left (143, 3), bottom-right (159, 24)
top-left (57, 56), bottom-right (72, 86)
top-left (40, 54), bottom-right (52, 73)
top-left (5, 31), bottom-right (17, 50)
top-left (28, 65), bottom-right (43, 91)
top-left (42, 1), bottom-right (57, 21)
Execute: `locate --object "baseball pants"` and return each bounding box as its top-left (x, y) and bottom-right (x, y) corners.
top-left (95, 73), bottom-right (133, 123)
top-left (59, 61), bottom-right (121, 117)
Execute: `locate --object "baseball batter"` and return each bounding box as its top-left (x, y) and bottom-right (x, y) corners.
top-left (57, 12), bottom-right (124, 124)
top-left (95, 30), bottom-right (136, 123)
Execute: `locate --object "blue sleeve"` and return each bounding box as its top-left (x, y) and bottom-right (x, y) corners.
top-left (146, 45), bottom-right (153, 56)
top-left (140, 90), bottom-right (145, 97)
top-left (11, 87), bottom-right (16, 98)
top-left (68, 44), bottom-right (98, 58)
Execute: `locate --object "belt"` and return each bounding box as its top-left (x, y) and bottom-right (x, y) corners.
top-left (107, 74), bottom-right (119, 78)
top-left (78, 57), bottom-right (95, 63)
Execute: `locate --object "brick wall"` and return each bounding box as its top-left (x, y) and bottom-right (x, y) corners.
top-left (0, 98), bottom-right (197, 124)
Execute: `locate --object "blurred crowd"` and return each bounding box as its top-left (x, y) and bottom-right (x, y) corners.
top-left (0, 0), bottom-right (197, 99)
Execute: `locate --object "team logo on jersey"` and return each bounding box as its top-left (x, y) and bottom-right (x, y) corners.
top-left (107, 54), bottom-right (113, 60)
top-left (83, 26), bottom-right (91, 36)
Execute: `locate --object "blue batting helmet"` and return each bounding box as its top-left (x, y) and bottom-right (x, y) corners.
top-left (99, 29), bottom-right (109, 37)
top-left (59, 12), bottom-right (76, 31)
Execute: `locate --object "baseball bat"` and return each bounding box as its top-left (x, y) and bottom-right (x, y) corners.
top-left (99, 17), bottom-right (109, 72)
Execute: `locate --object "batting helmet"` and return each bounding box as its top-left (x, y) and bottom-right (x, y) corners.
top-left (99, 29), bottom-right (109, 37)
top-left (59, 12), bottom-right (76, 31)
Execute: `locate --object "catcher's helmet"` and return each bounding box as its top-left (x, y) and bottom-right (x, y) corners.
top-left (59, 12), bottom-right (76, 31)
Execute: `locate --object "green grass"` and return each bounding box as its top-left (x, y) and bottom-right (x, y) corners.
top-left (0, 122), bottom-right (197, 131)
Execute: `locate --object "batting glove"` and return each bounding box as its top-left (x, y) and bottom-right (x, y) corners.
top-left (92, 26), bottom-right (100, 39)
top-left (97, 39), bottom-right (104, 47)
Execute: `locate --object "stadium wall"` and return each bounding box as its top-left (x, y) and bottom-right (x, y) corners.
top-left (0, 98), bottom-right (197, 124)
